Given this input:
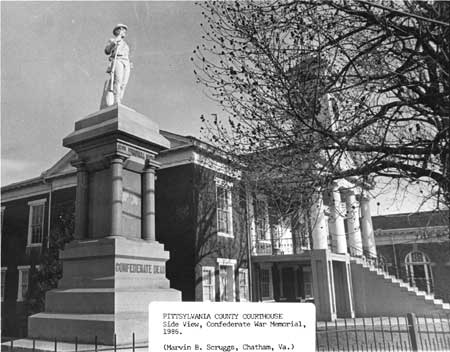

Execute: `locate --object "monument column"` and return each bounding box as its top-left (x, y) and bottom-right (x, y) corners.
top-left (311, 190), bottom-right (328, 250)
top-left (329, 183), bottom-right (347, 254)
top-left (344, 190), bottom-right (363, 256)
top-left (360, 196), bottom-right (377, 258)
top-left (73, 160), bottom-right (88, 240)
top-left (110, 155), bottom-right (127, 237)
top-left (142, 159), bottom-right (158, 241)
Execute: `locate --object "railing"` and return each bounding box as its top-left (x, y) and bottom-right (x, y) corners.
top-left (316, 313), bottom-right (450, 351)
top-left (349, 250), bottom-right (437, 298)
top-left (2, 333), bottom-right (146, 352)
top-left (364, 253), bottom-right (435, 295)
top-left (392, 266), bottom-right (434, 295)
top-left (3, 314), bottom-right (449, 351)
top-left (253, 237), bottom-right (311, 255)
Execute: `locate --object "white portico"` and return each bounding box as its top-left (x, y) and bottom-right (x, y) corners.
top-left (249, 179), bottom-right (377, 320)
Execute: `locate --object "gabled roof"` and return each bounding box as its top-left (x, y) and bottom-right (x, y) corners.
top-left (1, 151), bottom-right (78, 193)
top-left (41, 150), bottom-right (77, 179)
top-left (159, 130), bottom-right (237, 166)
top-left (160, 130), bottom-right (193, 148)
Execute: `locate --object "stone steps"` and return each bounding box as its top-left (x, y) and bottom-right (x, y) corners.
top-left (350, 258), bottom-right (450, 314)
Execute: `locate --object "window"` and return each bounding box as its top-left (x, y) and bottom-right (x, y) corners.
top-left (27, 199), bottom-right (46, 246)
top-left (202, 267), bottom-right (215, 302)
top-left (219, 266), bottom-right (231, 301)
top-left (260, 267), bottom-right (273, 301)
top-left (1, 267), bottom-right (6, 302)
top-left (255, 197), bottom-right (269, 241)
top-left (217, 258), bottom-right (236, 302)
top-left (405, 251), bottom-right (433, 294)
top-left (239, 269), bottom-right (249, 301)
top-left (17, 266), bottom-right (30, 302)
top-left (215, 178), bottom-right (233, 237)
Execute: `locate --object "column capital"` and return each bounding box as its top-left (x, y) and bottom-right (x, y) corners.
top-left (144, 158), bottom-right (161, 170)
top-left (105, 152), bottom-right (130, 163)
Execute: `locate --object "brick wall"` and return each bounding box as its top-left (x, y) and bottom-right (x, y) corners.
top-left (377, 241), bottom-right (450, 302)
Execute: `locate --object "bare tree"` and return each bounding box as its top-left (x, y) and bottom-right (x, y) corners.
top-left (192, 0), bottom-right (450, 219)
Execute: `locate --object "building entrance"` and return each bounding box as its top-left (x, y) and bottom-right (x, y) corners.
top-left (281, 267), bottom-right (296, 301)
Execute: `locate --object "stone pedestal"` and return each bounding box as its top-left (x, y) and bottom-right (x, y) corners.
top-left (27, 104), bottom-right (181, 345)
top-left (29, 237), bottom-right (180, 344)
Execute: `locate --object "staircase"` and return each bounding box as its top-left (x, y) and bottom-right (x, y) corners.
top-left (350, 257), bottom-right (450, 317)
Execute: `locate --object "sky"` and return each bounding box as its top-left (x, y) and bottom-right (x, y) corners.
top-left (0, 1), bottom-right (437, 215)
top-left (1, 1), bottom-right (218, 185)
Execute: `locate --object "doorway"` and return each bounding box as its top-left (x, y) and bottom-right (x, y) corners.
top-left (281, 267), bottom-right (296, 301)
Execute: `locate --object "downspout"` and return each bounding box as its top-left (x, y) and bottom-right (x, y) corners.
top-left (43, 176), bottom-right (53, 249)
top-left (245, 186), bottom-right (253, 301)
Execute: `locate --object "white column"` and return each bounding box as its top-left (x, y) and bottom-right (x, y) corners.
top-left (344, 190), bottom-right (363, 256)
top-left (328, 183), bottom-right (347, 254)
top-left (246, 191), bottom-right (257, 255)
top-left (310, 191), bottom-right (328, 250)
top-left (360, 196), bottom-right (377, 258)
top-left (142, 161), bottom-right (157, 241)
top-left (110, 156), bottom-right (124, 237)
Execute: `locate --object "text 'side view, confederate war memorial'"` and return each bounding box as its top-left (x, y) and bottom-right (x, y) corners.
top-left (1, 2), bottom-right (450, 352)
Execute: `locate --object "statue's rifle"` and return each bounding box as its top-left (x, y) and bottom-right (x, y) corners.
top-left (105, 40), bottom-right (120, 106)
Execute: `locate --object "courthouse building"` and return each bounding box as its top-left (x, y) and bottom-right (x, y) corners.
top-left (2, 105), bottom-right (449, 338)
top-left (373, 211), bottom-right (450, 303)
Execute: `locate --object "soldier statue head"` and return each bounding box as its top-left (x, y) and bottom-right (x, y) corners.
top-left (113, 24), bottom-right (128, 37)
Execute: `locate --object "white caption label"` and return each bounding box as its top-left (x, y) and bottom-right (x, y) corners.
top-left (149, 302), bottom-right (315, 352)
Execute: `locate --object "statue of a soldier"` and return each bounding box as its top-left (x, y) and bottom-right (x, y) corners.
top-left (100, 24), bottom-right (131, 109)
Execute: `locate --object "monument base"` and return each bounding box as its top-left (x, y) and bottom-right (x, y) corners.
top-left (28, 237), bottom-right (181, 345)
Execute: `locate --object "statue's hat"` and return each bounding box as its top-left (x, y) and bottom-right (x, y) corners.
top-left (113, 24), bottom-right (128, 34)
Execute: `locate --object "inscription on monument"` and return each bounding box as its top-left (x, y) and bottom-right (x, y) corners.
top-left (116, 262), bottom-right (166, 274)
top-left (117, 143), bottom-right (153, 160)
